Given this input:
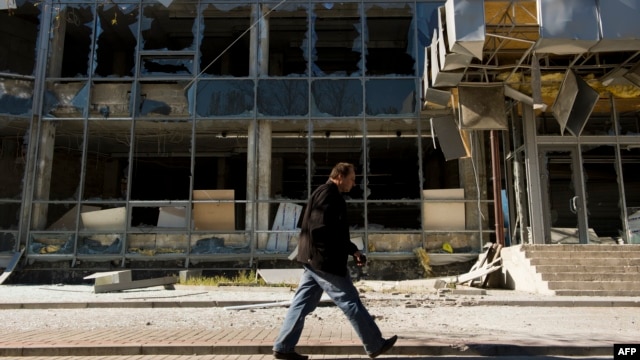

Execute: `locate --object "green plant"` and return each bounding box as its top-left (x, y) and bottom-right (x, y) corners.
top-left (179, 270), bottom-right (263, 286)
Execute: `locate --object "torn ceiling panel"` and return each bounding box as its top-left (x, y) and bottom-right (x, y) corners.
top-left (444, 0), bottom-right (485, 60)
top-left (429, 30), bottom-right (464, 88)
top-left (590, 0), bottom-right (640, 52)
top-left (551, 69), bottom-right (599, 137)
top-left (437, 6), bottom-right (472, 71)
top-left (534, 0), bottom-right (599, 55)
top-left (456, 84), bottom-right (508, 130)
top-left (431, 116), bottom-right (468, 161)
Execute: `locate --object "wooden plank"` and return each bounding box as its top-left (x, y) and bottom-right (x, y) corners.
top-left (94, 276), bottom-right (177, 293)
top-left (0, 249), bottom-right (25, 285)
top-left (454, 258), bottom-right (501, 284)
top-left (481, 244), bottom-right (503, 288)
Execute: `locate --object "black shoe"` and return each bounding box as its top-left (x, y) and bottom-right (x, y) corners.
top-left (369, 335), bottom-right (398, 358)
top-left (273, 350), bottom-right (309, 360)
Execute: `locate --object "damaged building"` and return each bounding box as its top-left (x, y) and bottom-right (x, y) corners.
top-left (1, 0), bottom-right (639, 283)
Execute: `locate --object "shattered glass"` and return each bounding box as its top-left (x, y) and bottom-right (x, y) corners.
top-left (312, 2), bottom-right (362, 76)
top-left (94, 3), bottom-right (138, 77)
top-left (199, 3), bottom-right (251, 77)
top-left (49, 4), bottom-right (94, 78)
top-left (365, 2), bottom-right (415, 76)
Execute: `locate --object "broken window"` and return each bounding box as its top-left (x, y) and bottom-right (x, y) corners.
top-left (35, 120), bottom-right (84, 203)
top-left (193, 119), bottom-right (248, 213)
top-left (268, 2), bottom-right (308, 76)
top-left (141, 2), bottom-right (195, 51)
top-left (138, 1), bottom-right (196, 78)
top-left (311, 119), bottom-right (363, 192)
top-left (367, 119), bottom-right (420, 200)
top-left (0, 0), bottom-right (39, 76)
top-left (365, 118), bottom-right (422, 254)
top-left (622, 147), bottom-right (640, 244)
top-left (200, 3), bottom-right (251, 77)
top-left (191, 120), bottom-right (249, 255)
top-left (0, 116), bottom-right (28, 253)
top-left (312, 2), bottom-right (362, 76)
top-left (82, 120), bottom-right (130, 201)
top-left (94, 3), bottom-right (138, 77)
top-left (310, 118), bottom-right (368, 248)
top-left (48, 4), bottom-right (93, 78)
top-left (130, 120), bottom-right (192, 202)
top-left (28, 120), bottom-right (84, 255)
top-left (365, 3), bottom-right (415, 76)
top-left (311, 79), bottom-right (363, 116)
top-left (270, 120), bottom-right (309, 200)
top-left (582, 145), bottom-right (622, 239)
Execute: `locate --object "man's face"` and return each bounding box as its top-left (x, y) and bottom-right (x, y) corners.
top-left (338, 170), bottom-right (356, 193)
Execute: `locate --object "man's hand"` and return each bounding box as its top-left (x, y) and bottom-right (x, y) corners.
top-left (353, 251), bottom-right (367, 267)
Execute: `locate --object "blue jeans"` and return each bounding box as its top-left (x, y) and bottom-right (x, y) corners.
top-left (273, 264), bottom-right (385, 355)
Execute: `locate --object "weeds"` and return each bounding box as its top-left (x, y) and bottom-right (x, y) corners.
top-left (179, 270), bottom-right (288, 287)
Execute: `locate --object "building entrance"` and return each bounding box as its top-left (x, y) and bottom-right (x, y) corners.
top-left (539, 145), bottom-right (627, 244)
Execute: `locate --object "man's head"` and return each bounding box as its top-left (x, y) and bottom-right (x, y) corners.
top-left (329, 162), bottom-right (356, 193)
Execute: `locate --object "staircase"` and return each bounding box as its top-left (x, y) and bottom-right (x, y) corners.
top-left (500, 244), bottom-right (640, 296)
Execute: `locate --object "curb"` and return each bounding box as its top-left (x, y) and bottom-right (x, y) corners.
top-left (0, 343), bottom-right (614, 358)
top-left (1, 298), bottom-right (639, 309)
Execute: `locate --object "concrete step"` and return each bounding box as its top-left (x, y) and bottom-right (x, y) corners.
top-left (554, 289), bottom-right (640, 296)
top-left (523, 244), bottom-right (640, 252)
top-left (535, 265), bottom-right (640, 273)
top-left (547, 281), bottom-right (640, 291)
top-left (541, 272), bottom-right (640, 282)
top-left (516, 244), bottom-right (640, 296)
top-left (525, 250), bottom-right (640, 259)
top-left (530, 257), bottom-right (640, 266)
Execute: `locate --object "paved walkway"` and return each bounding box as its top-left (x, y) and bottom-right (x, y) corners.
top-left (1, 284), bottom-right (638, 358)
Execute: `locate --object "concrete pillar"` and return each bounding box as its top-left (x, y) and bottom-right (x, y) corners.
top-left (257, 120), bottom-right (272, 249)
top-left (522, 105), bottom-right (545, 244)
top-left (246, 4), bottom-right (259, 239)
top-left (247, 4), bottom-right (273, 249)
top-left (459, 132), bottom-right (489, 246)
top-left (31, 122), bottom-right (57, 230)
top-left (246, 121), bottom-right (256, 234)
top-left (30, 7), bottom-right (66, 230)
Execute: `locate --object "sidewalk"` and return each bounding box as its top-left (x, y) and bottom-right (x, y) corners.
top-left (0, 283), bottom-right (637, 358)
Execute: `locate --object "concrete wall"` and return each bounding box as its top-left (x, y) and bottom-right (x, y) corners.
top-left (499, 245), bottom-right (554, 295)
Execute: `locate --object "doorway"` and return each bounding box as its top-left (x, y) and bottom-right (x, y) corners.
top-left (539, 145), bottom-right (624, 244)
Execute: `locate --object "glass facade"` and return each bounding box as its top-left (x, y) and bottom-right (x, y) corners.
top-left (0, 0), bottom-right (496, 266)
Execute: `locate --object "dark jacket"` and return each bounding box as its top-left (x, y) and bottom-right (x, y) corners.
top-left (297, 181), bottom-right (358, 276)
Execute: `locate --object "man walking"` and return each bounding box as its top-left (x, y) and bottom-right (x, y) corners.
top-left (272, 162), bottom-right (397, 360)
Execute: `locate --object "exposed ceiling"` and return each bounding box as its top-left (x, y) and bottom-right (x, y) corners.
top-left (431, 0), bottom-right (640, 115)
